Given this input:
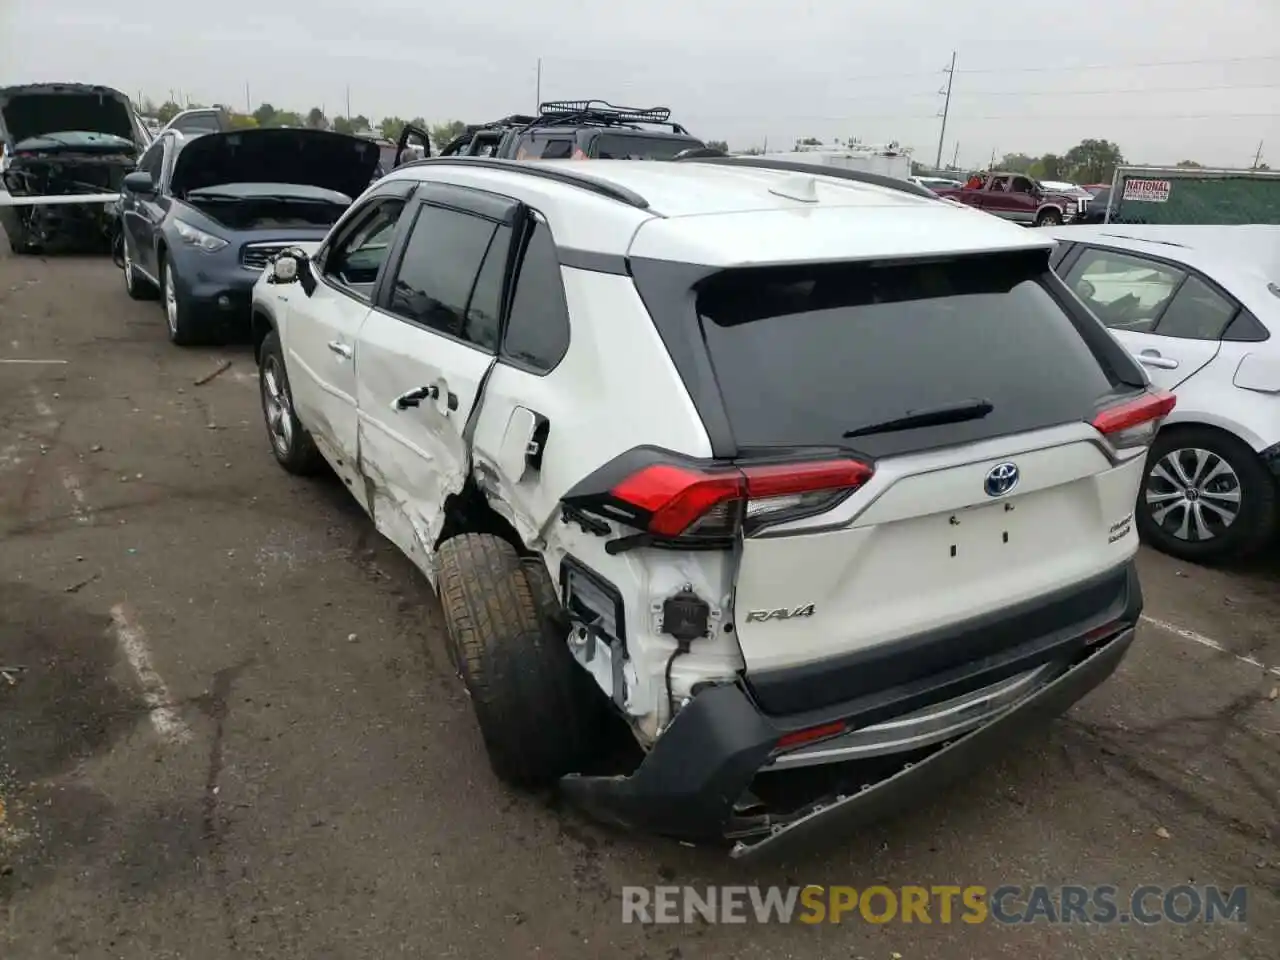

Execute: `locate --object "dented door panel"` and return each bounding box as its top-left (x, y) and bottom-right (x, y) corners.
top-left (354, 308), bottom-right (493, 582)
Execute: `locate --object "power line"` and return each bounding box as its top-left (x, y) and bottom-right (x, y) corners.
top-left (709, 111), bottom-right (1279, 122)
top-left (937, 82), bottom-right (1280, 98)
top-left (815, 82), bottom-right (1280, 105)
top-left (954, 54), bottom-right (1280, 75)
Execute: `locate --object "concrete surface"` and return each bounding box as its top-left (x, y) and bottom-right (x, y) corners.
top-left (1, 250), bottom-right (1277, 960)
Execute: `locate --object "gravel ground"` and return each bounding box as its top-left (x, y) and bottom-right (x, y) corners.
top-left (1, 248), bottom-right (1278, 959)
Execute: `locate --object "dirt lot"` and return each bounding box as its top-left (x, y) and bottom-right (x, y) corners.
top-left (1, 249), bottom-right (1278, 959)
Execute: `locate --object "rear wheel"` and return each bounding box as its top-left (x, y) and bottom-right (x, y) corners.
top-left (437, 534), bottom-right (601, 785)
top-left (1137, 426), bottom-right (1277, 563)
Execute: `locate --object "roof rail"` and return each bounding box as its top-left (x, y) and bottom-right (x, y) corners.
top-left (674, 155), bottom-right (937, 199)
top-left (393, 156), bottom-right (651, 210)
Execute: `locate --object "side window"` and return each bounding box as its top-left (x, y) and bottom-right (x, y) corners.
top-left (385, 204), bottom-right (504, 350)
top-left (1049, 242), bottom-right (1075, 271)
top-left (502, 219), bottom-right (570, 373)
top-left (323, 199), bottom-right (407, 299)
top-left (989, 177), bottom-right (1007, 192)
top-left (540, 139), bottom-right (574, 160)
top-left (1063, 247), bottom-right (1185, 333)
top-left (1011, 176), bottom-right (1033, 194)
top-left (1152, 276), bottom-right (1238, 341)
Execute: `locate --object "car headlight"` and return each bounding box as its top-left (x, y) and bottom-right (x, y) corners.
top-left (173, 219), bottom-right (229, 252)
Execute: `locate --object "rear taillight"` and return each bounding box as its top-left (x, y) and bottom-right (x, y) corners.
top-left (1091, 390), bottom-right (1176, 450)
top-left (607, 457), bottom-right (874, 539)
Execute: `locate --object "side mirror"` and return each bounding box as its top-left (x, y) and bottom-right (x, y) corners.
top-left (123, 170), bottom-right (155, 195)
top-left (270, 254), bottom-right (300, 284)
top-left (1077, 280), bottom-right (1096, 300)
top-left (270, 250), bottom-right (317, 296)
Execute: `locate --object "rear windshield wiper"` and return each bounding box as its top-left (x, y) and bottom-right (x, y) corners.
top-left (843, 399), bottom-right (994, 439)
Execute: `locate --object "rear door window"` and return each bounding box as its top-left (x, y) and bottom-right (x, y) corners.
top-left (1063, 247), bottom-right (1185, 333)
top-left (1151, 275), bottom-right (1238, 340)
top-left (385, 204), bottom-right (505, 349)
top-left (695, 252), bottom-right (1119, 459)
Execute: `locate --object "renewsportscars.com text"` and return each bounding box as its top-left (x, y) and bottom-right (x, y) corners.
top-left (621, 885), bottom-right (1248, 925)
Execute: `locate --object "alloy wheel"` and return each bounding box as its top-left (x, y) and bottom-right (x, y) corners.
top-left (164, 268), bottom-right (178, 336)
top-left (1144, 446), bottom-right (1242, 543)
top-left (261, 356), bottom-right (294, 457)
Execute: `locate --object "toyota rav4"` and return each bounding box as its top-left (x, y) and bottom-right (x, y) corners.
top-left (249, 155), bottom-right (1171, 859)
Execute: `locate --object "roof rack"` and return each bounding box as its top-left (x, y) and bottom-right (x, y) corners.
top-left (520, 100), bottom-right (689, 135)
top-left (674, 155), bottom-right (937, 199)
top-left (394, 156), bottom-right (651, 210)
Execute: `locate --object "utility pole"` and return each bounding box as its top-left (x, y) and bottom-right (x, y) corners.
top-left (346, 85), bottom-right (351, 120)
top-left (934, 51), bottom-right (956, 170)
top-left (951, 141), bottom-right (960, 170)
top-left (1253, 140), bottom-right (1265, 169)
top-left (245, 82), bottom-right (251, 113)
top-left (535, 59), bottom-right (542, 110)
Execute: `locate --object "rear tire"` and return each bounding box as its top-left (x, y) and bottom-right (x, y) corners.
top-left (257, 329), bottom-right (324, 475)
top-left (1137, 426), bottom-right (1277, 563)
top-left (437, 534), bottom-right (601, 785)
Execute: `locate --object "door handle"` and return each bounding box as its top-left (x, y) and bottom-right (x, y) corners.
top-left (392, 385), bottom-right (460, 412)
top-left (394, 385), bottom-right (435, 410)
top-left (1138, 350), bottom-right (1179, 370)
top-left (327, 341), bottom-right (353, 359)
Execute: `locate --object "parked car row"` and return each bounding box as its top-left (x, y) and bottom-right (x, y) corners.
top-left (8, 77), bottom-right (1274, 857)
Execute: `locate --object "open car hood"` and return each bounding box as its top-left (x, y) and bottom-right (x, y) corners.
top-left (170, 128), bottom-right (381, 200)
top-left (0, 83), bottom-right (139, 145)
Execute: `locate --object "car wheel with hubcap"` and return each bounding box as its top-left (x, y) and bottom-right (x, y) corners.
top-left (1035, 209), bottom-right (1063, 227)
top-left (258, 329), bottom-right (323, 474)
top-left (159, 254), bottom-right (205, 346)
top-left (1137, 426), bottom-right (1277, 563)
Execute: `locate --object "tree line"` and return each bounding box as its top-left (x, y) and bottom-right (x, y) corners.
top-left (139, 98), bottom-right (471, 152)
top-left (914, 139), bottom-right (1268, 184)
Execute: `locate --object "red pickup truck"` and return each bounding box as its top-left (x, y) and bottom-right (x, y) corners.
top-left (932, 171), bottom-right (1086, 227)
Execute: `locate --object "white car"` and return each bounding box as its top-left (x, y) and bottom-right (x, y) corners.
top-left (251, 156), bottom-right (1169, 858)
top-left (1049, 225), bottom-right (1280, 562)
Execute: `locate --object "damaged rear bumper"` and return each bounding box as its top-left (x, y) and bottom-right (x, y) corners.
top-left (560, 579), bottom-right (1139, 860)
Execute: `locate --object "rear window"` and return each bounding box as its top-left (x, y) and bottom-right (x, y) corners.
top-left (695, 253), bottom-right (1121, 458)
top-left (593, 135), bottom-right (703, 160)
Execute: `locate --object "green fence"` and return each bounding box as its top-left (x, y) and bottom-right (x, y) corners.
top-left (1104, 166), bottom-right (1280, 225)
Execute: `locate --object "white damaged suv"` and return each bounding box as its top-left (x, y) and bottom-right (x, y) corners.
top-left (250, 155), bottom-right (1172, 859)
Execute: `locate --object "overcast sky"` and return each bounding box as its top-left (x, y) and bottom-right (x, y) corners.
top-left (2, 0), bottom-right (1277, 169)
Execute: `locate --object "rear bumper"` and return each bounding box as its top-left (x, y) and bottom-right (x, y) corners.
top-left (560, 561), bottom-right (1141, 859)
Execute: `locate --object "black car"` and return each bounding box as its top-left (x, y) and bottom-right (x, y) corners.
top-left (0, 82), bottom-right (151, 253)
top-left (1075, 185), bottom-right (1112, 224)
top-left (410, 100), bottom-right (706, 162)
top-left (118, 127), bottom-right (379, 345)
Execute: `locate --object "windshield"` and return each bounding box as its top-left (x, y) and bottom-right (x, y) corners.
top-left (694, 252), bottom-right (1120, 458)
top-left (593, 134), bottom-right (704, 160)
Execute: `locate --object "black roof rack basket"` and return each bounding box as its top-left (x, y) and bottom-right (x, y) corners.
top-left (530, 100), bottom-right (687, 134)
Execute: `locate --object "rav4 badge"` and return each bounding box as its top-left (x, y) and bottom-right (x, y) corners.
top-left (745, 604), bottom-right (816, 623)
